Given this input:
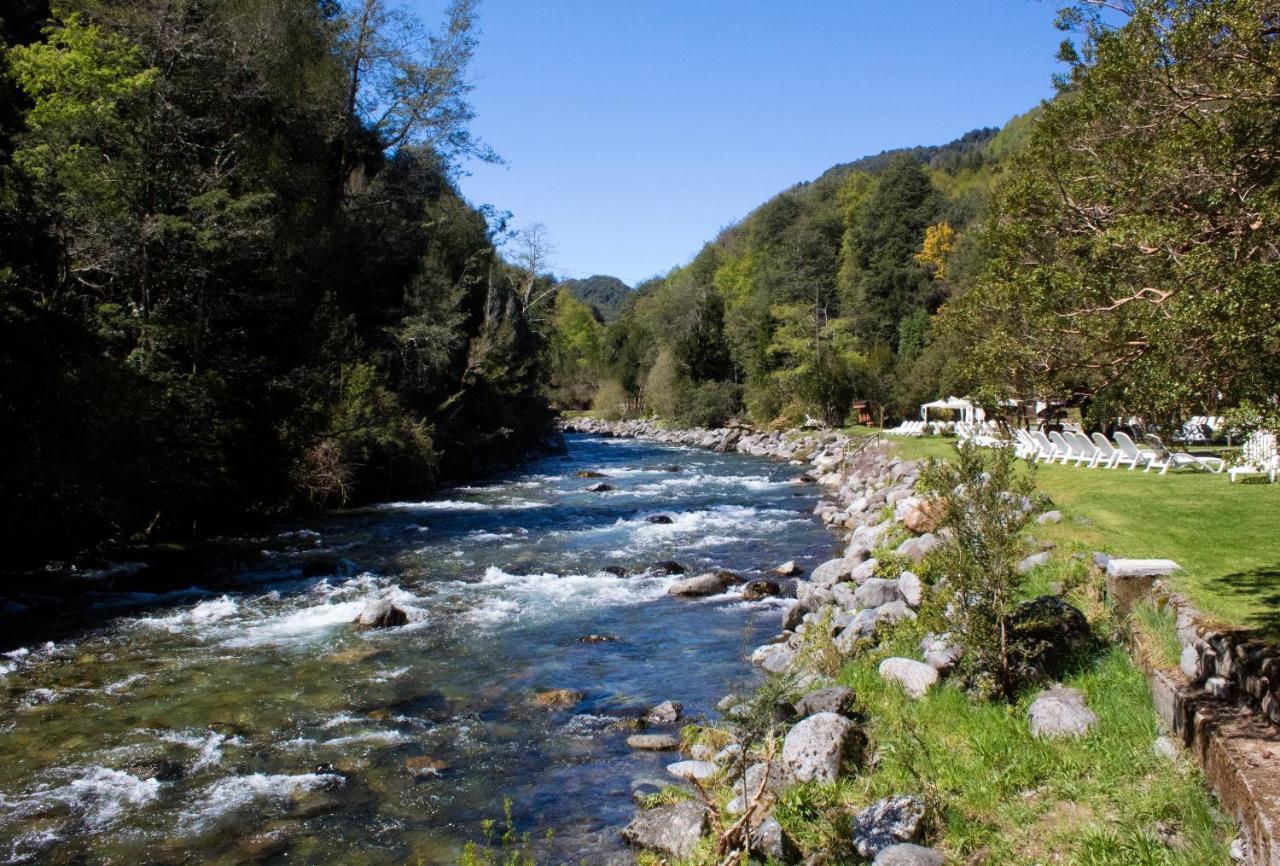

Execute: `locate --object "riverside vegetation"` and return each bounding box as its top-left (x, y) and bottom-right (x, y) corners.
top-left (567, 419), bottom-right (1234, 866)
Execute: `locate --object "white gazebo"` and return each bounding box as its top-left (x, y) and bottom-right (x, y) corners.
top-left (919, 396), bottom-right (985, 425)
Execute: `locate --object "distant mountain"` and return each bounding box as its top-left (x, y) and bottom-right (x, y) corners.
top-left (560, 275), bottom-right (633, 321)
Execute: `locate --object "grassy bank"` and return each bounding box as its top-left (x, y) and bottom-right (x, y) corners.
top-left (869, 431), bottom-right (1280, 635)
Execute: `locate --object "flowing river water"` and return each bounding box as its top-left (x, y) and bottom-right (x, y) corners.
top-left (0, 434), bottom-right (835, 864)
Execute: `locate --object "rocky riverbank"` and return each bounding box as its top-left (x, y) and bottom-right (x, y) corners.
top-left (568, 418), bottom-right (1158, 864)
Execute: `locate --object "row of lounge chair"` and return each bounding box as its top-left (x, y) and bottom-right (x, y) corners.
top-left (1013, 429), bottom-right (1226, 474)
top-left (1229, 430), bottom-right (1279, 483)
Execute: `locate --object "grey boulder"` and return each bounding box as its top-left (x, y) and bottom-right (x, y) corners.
top-left (1028, 686), bottom-right (1098, 738)
top-left (668, 573), bottom-right (730, 597)
top-left (793, 686), bottom-right (857, 719)
top-left (620, 799), bottom-right (709, 859)
top-left (873, 843), bottom-right (944, 865)
top-left (646, 700), bottom-right (683, 724)
top-left (752, 815), bottom-right (802, 864)
top-left (851, 795), bottom-right (927, 859)
top-left (353, 599), bottom-right (409, 628)
top-left (811, 557), bottom-right (853, 587)
top-left (879, 658), bottom-right (938, 699)
top-left (781, 712), bottom-right (864, 783)
top-left (898, 571), bottom-right (924, 607)
top-left (855, 578), bottom-right (904, 609)
top-left (666, 760), bottom-right (718, 782)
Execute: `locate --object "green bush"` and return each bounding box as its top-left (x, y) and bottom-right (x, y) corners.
top-left (673, 379), bottom-right (742, 428)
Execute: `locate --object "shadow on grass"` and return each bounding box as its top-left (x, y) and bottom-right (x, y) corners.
top-left (1205, 563), bottom-right (1280, 641)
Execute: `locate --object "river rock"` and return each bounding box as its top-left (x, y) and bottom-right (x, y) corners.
top-left (577, 633), bottom-right (617, 643)
top-left (836, 609), bottom-right (880, 651)
top-left (874, 600), bottom-right (916, 626)
top-left (874, 843), bottom-right (944, 865)
top-left (601, 565), bottom-right (627, 577)
top-left (898, 572), bottom-right (923, 607)
top-left (1028, 686), bottom-right (1097, 738)
top-left (742, 580), bottom-right (783, 601)
top-left (776, 560), bottom-right (803, 576)
top-left (646, 700), bottom-right (683, 724)
top-left (757, 643), bottom-right (798, 674)
top-left (782, 601), bottom-right (807, 631)
top-left (752, 815), bottom-right (802, 864)
top-left (796, 581), bottom-right (836, 610)
top-left (1037, 509), bottom-right (1063, 525)
top-left (668, 573), bottom-right (729, 597)
top-left (879, 658), bottom-right (938, 699)
top-left (793, 686), bottom-right (857, 719)
top-left (781, 712), bottom-right (864, 783)
top-left (620, 799), bottom-right (709, 859)
top-left (575, 470), bottom-right (608, 478)
top-left (851, 796), bottom-right (927, 859)
top-left (1005, 595), bottom-right (1090, 684)
top-left (850, 557), bottom-right (880, 583)
top-left (855, 578), bottom-right (904, 609)
top-left (405, 756), bottom-right (449, 777)
top-left (585, 482), bottom-right (614, 492)
top-left (666, 760), bottom-right (718, 783)
top-left (896, 534), bottom-right (940, 563)
top-left (832, 582), bottom-right (859, 611)
top-left (627, 734), bottom-right (679, 751)
top-left (532, 688), bottom-right (584, 708)
top-left (650, 560), bottom-right (687, 575)
top-left (920, 634), bottom-right (961, 673)
top-left (353, 599), bottom-right (409, 628)
top-left (1017, 551), bottom-right (1052, 573)
top-left (811, 557), bottom-right (854, 587)
top-left (645, 514), bottom-right (674, 524)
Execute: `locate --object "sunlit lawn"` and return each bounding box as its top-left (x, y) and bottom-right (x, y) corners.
top-left (862, 429), bottom-right (1280, 634)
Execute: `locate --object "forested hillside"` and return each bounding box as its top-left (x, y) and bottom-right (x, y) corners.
top-left (549, 116), bottom-right (1037, 426)
top-left (0, 0), bottom-right (555, 564)
top-left (560, 274), bottom-right (632, 321)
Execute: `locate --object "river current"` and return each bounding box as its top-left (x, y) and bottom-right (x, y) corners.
top-left (0, 434), bottom-right (835, 864)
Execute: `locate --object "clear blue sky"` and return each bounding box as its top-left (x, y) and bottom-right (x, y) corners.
top-left (413, 1), bottom-right (1070, 286)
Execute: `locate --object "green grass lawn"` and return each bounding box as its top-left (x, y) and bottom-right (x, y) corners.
top-left (874, 432), bottom-right (1280, 634)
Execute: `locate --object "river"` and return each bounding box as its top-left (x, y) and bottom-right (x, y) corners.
top-left (0, 434), bottom-right (835, 864)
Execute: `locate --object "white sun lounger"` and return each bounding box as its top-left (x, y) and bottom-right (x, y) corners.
top-left (1090, 432), bottom-right (1129, 469)
top-left (1112, 431), bottom-right (1155, 471)
top-left (1067, 431), bottom-right (1104, 467)
top-left (1143, 434), bottom-right (1226, 475)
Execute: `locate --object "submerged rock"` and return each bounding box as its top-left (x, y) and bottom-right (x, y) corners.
top-left (650, 560), bottom-right (688, 576)
top-left (742, 580), bottom-right (783, 601)
top-left (575, 470), bottom-right (609, 478)
top-left (851, 795), bottom-right (927, 859)
top-left (576, 633), bottom-right (617, 643)
top-left (646, 700), bottom-right (683, 725)
top-left (645, 514), bottom-right (674, 524)
top-left (585, 482), bottom-right (614, 492)
top-left (404, 756), bottom-right (449, 777)
top-left (302, 557), bottom-right (348, 578)
top-left (600, 565), bottom-right (628, 578)
top-left (621, 799), bottom-right (709, 859)
top-left (626, 733), bottom-right (679, 751)
top-left (353, 599), bottom-right (408, 629)
top-left (531, 688), bottom-right (584, 708)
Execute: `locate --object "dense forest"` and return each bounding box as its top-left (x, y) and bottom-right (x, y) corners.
top-left (0, 0), bottom-right (556, 564)
top-left (552, 0), bottom-right (1280, 436)
top-left (560, 274), bottom-right (631, 322)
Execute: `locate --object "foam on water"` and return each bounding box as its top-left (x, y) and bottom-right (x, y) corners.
top-left (178, 773), bottom-right (342, 835)
top-left (448, 566), bottom-right (674, 625)
top-left (1, 767), bottom-right (161, 831)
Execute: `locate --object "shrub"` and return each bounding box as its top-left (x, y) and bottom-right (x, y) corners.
top-left (918, 443), bottom-right (1048, 699)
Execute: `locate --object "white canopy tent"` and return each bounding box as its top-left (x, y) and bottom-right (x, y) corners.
top-left (919, 396), bottom-right (985, 424)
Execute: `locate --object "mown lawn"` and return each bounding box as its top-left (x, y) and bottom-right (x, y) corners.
top-left (873, 432), bottom-right (1280, 635)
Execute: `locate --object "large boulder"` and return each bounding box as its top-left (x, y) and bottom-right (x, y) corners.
top-left (753, 643), bottom-right (798, 674)
top-left (895, 534), bottom-right (940, 563)
top-left (1005, 595), bottom-right (1091, 685)
top-left (668, 573), bottom-right (730, 597)
top-left (796, 582), bottom-right (836, 610)
top-left (353, 599), bottom-right (409, 628)
top-left (878, 658), bottom-right (938, 699)
top-left (874, 600), bottom-right (916, 627)
top-left (742, 580), bottom-right (783, 601)
top-left (627, 734), bottom-right (679, 751)
top-left (811, 558), bottom-right (854, 587)
top-left (874, 843), bottom-right (944, 865)
top-left (793, 686), bottom-right (857, 719)
top-left (898, 572), bottom-right (924, 608)
top-left (850, 558), bottom-right (880, 583)
top-left (781, 712), bottom-right (864, 783)
top-left (851, 796), bottom-right (927, 860)
top-left (854, 578), bottom-right (904, 609)
top-left (621, 799), bottom-right (709, 859)
top-left (1028, 686), bottom-right (1098, 738)
top-left (836, 609), bottom-right (880, 652)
